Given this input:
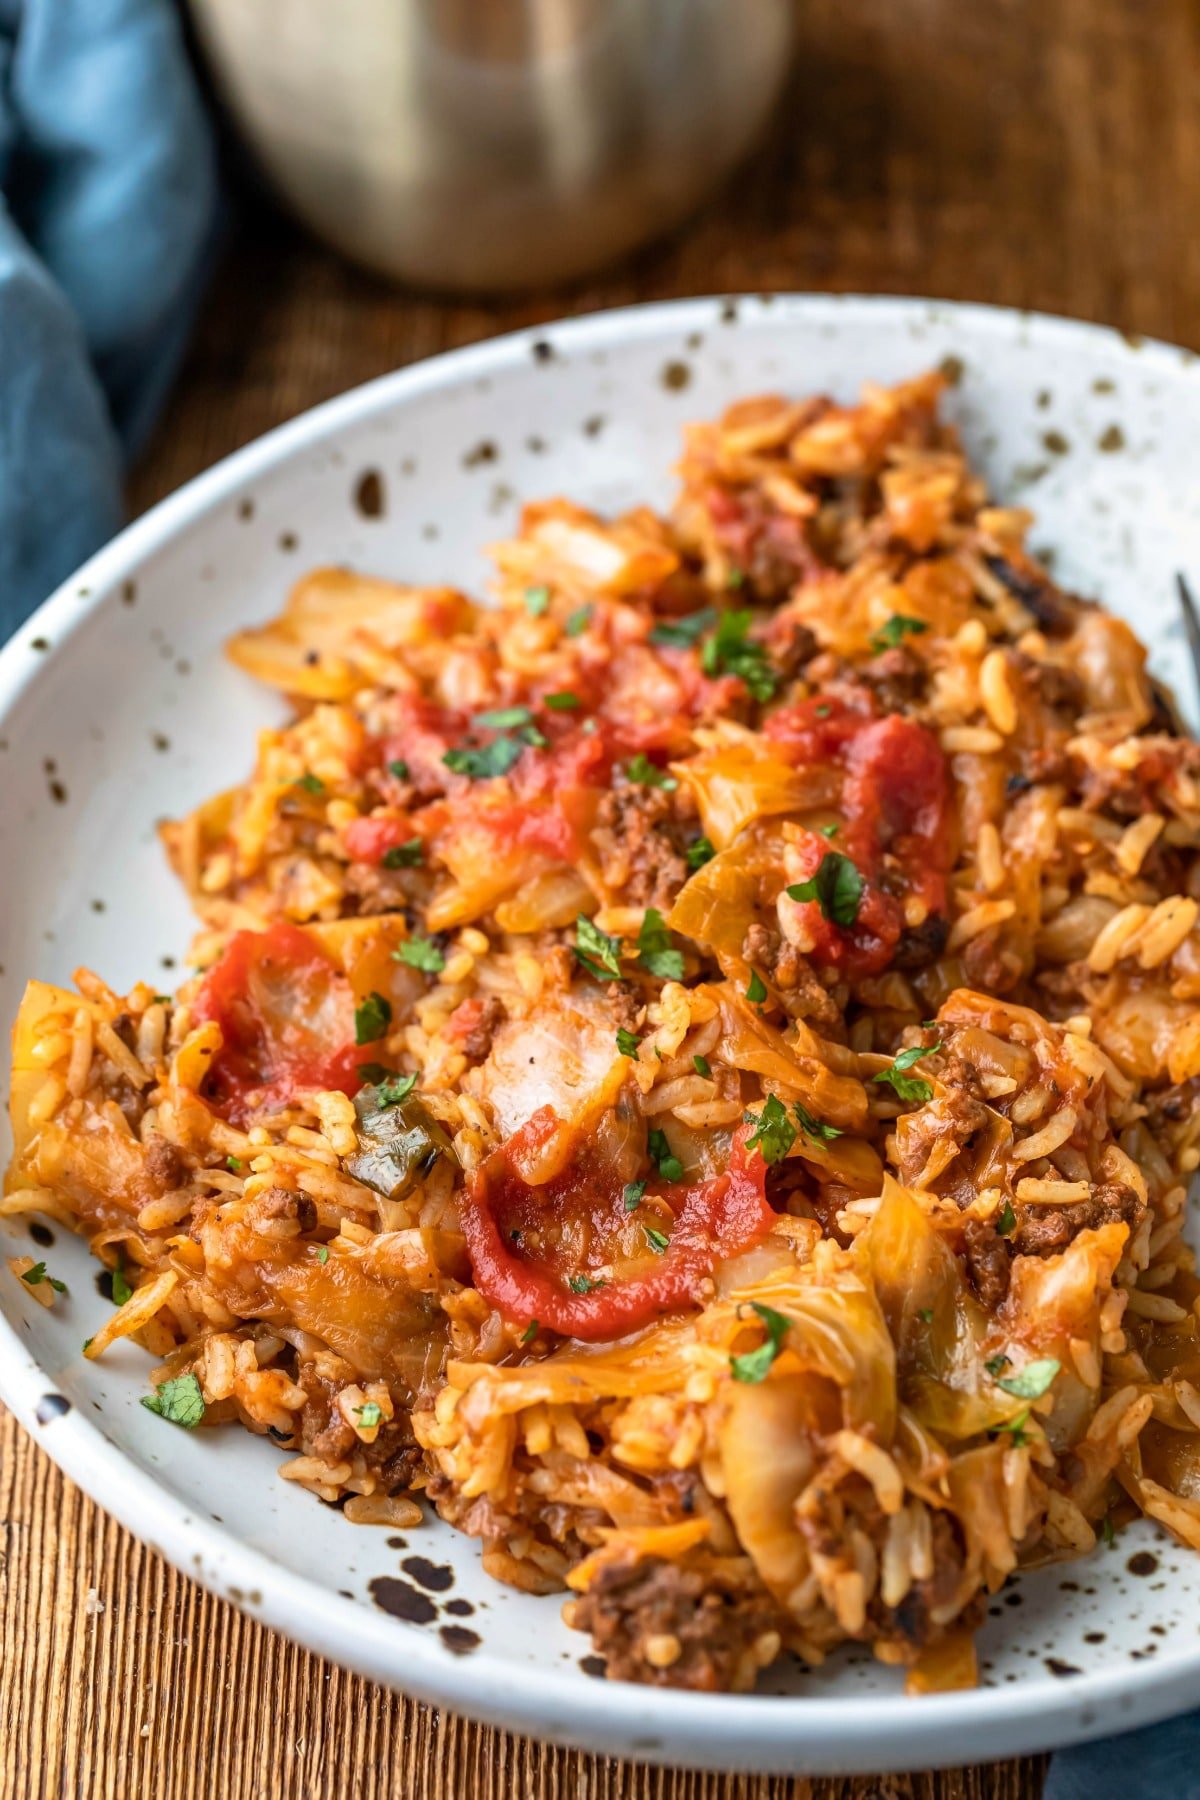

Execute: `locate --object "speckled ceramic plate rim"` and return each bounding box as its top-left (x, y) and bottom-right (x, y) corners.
top-left (1, 295), bottom-right (1198, 1776)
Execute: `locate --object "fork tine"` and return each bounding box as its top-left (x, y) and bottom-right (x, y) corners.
top-left (1177, 573), bottom-right (1200, 696)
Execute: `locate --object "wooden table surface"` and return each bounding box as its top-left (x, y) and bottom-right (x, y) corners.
top-left (5, 0), bottom-right (1200, 1793)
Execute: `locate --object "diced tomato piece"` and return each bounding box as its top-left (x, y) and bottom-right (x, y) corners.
top-left (192, 922), bottom-right (363, 1124)
top-left (459, 1114), bottom-right (776, 1340)
top-left (342, 815), bottom-right (419, 865)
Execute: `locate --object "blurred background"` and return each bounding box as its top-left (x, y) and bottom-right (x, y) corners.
top-left (136, 0), bottom-right (1197, 510)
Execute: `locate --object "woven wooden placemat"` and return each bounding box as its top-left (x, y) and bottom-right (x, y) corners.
top-left (5, 1), bottom-right (1200, 1791)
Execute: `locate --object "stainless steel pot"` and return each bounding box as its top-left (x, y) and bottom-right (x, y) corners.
top-left (188, 0), bottom-right (794, 292)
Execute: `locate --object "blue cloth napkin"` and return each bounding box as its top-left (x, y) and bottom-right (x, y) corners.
top-left (0, 0), bottom-right (217, 637)
top-left (1045, 1711), bottom-right (1200, 1799)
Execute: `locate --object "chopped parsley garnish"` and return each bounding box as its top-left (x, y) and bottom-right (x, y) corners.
top-left (870, 614), bottom-right (928, 655)
top-left (544, 691), bottom-right (580, 710)
top-left (786, 852), bottom-right (865, 928)
top-left (685, 835), bottom-right (715, 872)
top-left (616, 1028), bottom-right (641, 1059)
top-left (567, 1273), bottom-right (605, 1294)
top-left (141, 1372), bottom-right (205, 1429)
top-left (818, 823), bottom-right (840, 839)
top-left (701, 610), bottom-right (776, 702)
top-left (153, 994), bottom-right (173, 1005)
top-left (387, 758), bottom-right (410, 780)
top-left (730, 1302), bottom-right (791, 1384)
top-left (292, 772), bottom-right (324, 795)
top-left (648, 607), bottom-right (717, 649)
top-left (443, 736), bottom-right (525, 780)
top-left (996, 1357), bottom-right (1060, 1400)
top-left (793, 1101), bottom-right (842, 1143)
top-left (226, 1155), bottom-right (244, 1174)
top-left (381, 837), bottom-right (423, 869)
top-left (373, 1072), bottom-right (418, 1107)
top-left (985, 1354), bottom-right (1011, 1378)
top-left (565, 604), bottom-right (593, 637)
top-left (524, 585), bottom-right (551, 615)
top-left (111, 1259), bottom-right (134, 1307)
top-left (745, 969), bottom-right (767, 1006)
top-left (473, 704), bottom-right (534, 730)
top-left (625, 753), bottom-right (677, 791)
top-left (644, 1226), bottom-right (670, 1254)
top-left (872, 1040), bottom-right (942, 1105)
top-left (1101, 1513), bottom-right (1115, 1546)
top-left (647, 1128), bottom-right (684, 1183)
top-left (996, 1199), bottom-right (1017, 1237)
top-left (693, 1054), bottom-right (712, 1079)
top-left (315, 1247), bottom-right (330, 1265)
top-left (353, 1401), bottom-right (383, 1430)
top-left (994, 1406), bottom-right (1032, 1448)
top-left (20, 1262), bottom-right (66, 1294)
top-left (637, 908), bottom-right (684, 980)
top-left (623, 1180), bottom-right (647, 1211)
top-left (917, 1308), bottom-right (934, 1324)
top-left (354, 992), bottom-right (392, 1044)
top-left (520, 1320), bottom-right (539, 1344)
top-left (574, 915), bottom-right (623, 981)
top-left (743, 1094), bottom-right (795, 1165)
top-left (395, 936), bottom-right (445, 974)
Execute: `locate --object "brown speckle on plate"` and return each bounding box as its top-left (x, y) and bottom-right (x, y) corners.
top-left (1035, 388), bottom-right (1052, 409)
top-left (1044, 1657), bottom-right (1082, 1678)
top-left (368, 1577), bottom-right (437, 1624)
top-left (1097, 424), bottom-right (1126, 453)
top-left (579, 1655), bottom-right (607, 1679)
top-left (939, 354), bottom-right (965, 386)
top-left (279, 531), bottom-right (298, 552)
top-left (526, 435), bottom-right (547, 454)
top-left (122, 580), bottom-right (137, 605)
top-left (462, 440), bottom-right (499, 469)
top-left (661, 360), bottom-right (692, 393)
top-left (439, 1625), bottom-right (481, 1656)
top-left (1093, 376), bottom-right (1116, 394)
top-left (401, 1555), bottom-right (454, 1593)
top-left (151, 732), bottom-right (170, 753)
top-left (443, 1597), bottom-right (475, 1618)
top-left (30, 636), bottom-right (49, 652)
top-left (531, 339), bottom-right (555, 364)
top-left (1042, 430), bottom-right (1071, 455)
top-left (29, 1221), bottom-right (54, 1247)
top-left (1127, 1550), bottom-right (1158, 1576)
top-left (238, 498), bottom-right (255, 522)
top-left (354, 469), bottom-right (386, 518)
top-left (719, 299), bottom-right (738, 324)
top-left (582, 415), bottom-right (606, 437)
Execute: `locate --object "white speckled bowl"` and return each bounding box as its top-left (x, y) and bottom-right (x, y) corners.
top-left (2, 297), bottom-right (1200, 1776)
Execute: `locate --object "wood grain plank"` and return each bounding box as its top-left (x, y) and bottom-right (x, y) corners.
top-left (11, 0), bottom-right (1200, 1790)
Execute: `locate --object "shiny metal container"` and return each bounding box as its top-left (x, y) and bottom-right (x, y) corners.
top-left (188, 0), bottom-right (794, 292)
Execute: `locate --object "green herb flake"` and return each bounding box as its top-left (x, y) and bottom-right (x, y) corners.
top-left (917, 1308), bottom-right (934, 1324)
top-left (814, 703), bottom-right (832, 719)
top-left (871, 1039), bottom-right (942, 1105)
top-left (637, 908), bottom-right (684, 981)
top-left (524, 585), bottom-right (551, 616)
top-left (996, 1357), bottom-right (1060, 1401)
top-left (616, 1027), bottom-right (641, 1059)
top-left (226, 1155), bottom-right (244, 1174)
top-left (623, 1180), bottom-right (647, 1212)
top-left (443, 735), bottom-right (526, 780)
top-left (786, 852), bottom-right (865, 928)
top-left (818, 823), bottom-right (840, 839)
top-left (315, 1247), bottom-right (330, 1265)
top-left (353, 1401), bottom-right (383, 1430)
top-left (381, 837), bottom-right (424, 869)
top-left (395, 936), bottom-right (445, 975)
top-left (745, 969), bottom-right (768, 1006)
top-left (141, 1372), bottom-right (205, 1429)
top-left (648, 607), bottom-right (717, 649)
top-left (292, 772), bottom-right (325, 795)
top-left (354, 992), bottom-right (393, 1044)
top-left (1101, 1513), bottom-right (1115, 1546)
top-left (564, 604), bottom-right (593, 637)
top-left (20, 1262), bottom-right (67, 1294)
top-left (985, 1353), bottom-right (1011, 1378)
top-left (693, 1054), bottom-right (712, 1079)
top-left (647, 1128), bottom-right (684, 1183)
top-left (644, 1226), bottom-right (670, 1254)
top-left (996, 1199), bottom-right (1017, 1237)
top-left (685, 835), bottom-right (716, 872)
top-left (743, 1094), bottom-right (796, 1165)
top-left (376, 1072), bottom-right (418, 1107)
top-left (153, 994), bottom-right (173, 1005)
top-left (544, 691), bottom-right (581, 711)
top-left (567, 1273), bottom-right (605, 1294)
top-left (625, 753), bottom-right (677, 791)
top-left (730, 1302), bottom-right (791, 1384)
top-left (520, 1320), bottom-right (539, 1344)
top-left (700, 610), bottom-right (776, 702)
top-left (473, 704), bottom-right (534, 730)
top-left (994, 1405), bottom-right (1032, 1448)
top-left (111, 1260), bottom-right (134, 1307)
top-left (574, 915), bottom-right (623, 981)
top-left (793, 1101), bottom-right (842, 1143)
top-left (870, 614), bottom-right (928, 655)
top-left (387, 758), bottom-right (410, 781)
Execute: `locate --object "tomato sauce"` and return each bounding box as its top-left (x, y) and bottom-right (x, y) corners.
top-left (459, 1112), bottom-right (776, 1339)
top-left (193, 922), bottom-right (364, 1123)
top-left (766, 696), bottom-right (951, 978)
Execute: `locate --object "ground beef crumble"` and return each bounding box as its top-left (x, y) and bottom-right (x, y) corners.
top-left (571, 1555), bottom-right (781, 1690)
top-left (591, 783), bottom-right (695, 910)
